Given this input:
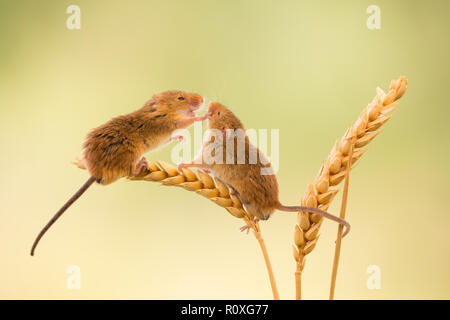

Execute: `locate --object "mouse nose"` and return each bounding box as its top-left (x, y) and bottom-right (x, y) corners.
top-left (190, 94), bottom-right (204, 108)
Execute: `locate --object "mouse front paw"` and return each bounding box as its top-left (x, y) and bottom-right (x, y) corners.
top-left (193, 115), bottom-right (207, 122)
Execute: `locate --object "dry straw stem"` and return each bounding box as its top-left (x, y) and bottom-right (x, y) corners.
top-left (292, 76), bottom-right (408, 300)
top-left (74, 159), bottom-right (280, 300)
top-left (329, 131), bottom-right (355, 300)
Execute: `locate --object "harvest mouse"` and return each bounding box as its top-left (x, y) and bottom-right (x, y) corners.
top-left (178, 102), bottom-right (350, 235)
top-left (30, 90), bottom-right (205, 256)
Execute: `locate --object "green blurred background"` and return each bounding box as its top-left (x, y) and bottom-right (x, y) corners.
top-left (1, 0), bottom-right (449, 299)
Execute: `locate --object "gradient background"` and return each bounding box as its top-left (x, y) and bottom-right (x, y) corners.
top-left (1, 0), bottom-right (449, 299)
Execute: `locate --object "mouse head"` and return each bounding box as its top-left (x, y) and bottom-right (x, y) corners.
top-left (206, 102), bottom-right (244, 131)
top-left (142, 90), bottom-right (204, 116)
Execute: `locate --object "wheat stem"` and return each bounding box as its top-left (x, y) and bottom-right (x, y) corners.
top-left (253, 221), bottom-right (280, 300)
top-left (329, 133), bottom-right (355, 300)
top-left (295, 269), bottom-right (302, 299)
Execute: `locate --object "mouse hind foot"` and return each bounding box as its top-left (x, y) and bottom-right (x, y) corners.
top-left (131, 157), bottom-right (150, 177)
top-left (239, 217), bottom-right (260, 234)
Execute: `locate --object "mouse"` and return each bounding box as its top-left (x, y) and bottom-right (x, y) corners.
top-left (30, 90), bottom-right (205, 256)
top-left (178, 101), bottom-right (350, 236)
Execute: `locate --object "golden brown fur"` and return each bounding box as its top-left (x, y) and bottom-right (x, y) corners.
top-left (180, 102), bottom-right (280, 220)
top-left (206, 102), bottom-right (279, 219)
top-left (179, 102), bottom-right (351, 236)
top-left (83, 90), bottom-right (203, 184)
top-left (30, 90), bottom-right (204, 256)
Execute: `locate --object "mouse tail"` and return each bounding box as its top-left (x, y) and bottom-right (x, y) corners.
top-left (277, 204), bottom-right (351, 238)
top-left (30, 176), bottom-right (96, 256)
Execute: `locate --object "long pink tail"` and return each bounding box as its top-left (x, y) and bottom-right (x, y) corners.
top-left (30, 176), bottom-right (96, 256)
top-left (277, 204), bottom-right (350, 238)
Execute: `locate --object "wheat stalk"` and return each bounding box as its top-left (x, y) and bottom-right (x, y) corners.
top-left (74, 158), bottom-right (280, 300)
top-left (292, 76), bottom-right (408, 299)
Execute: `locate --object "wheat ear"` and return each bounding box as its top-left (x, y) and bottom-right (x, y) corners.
top-left (292, 76), bottom-right (408, 300)
top-left (74, 159), bottom-right (280, 300)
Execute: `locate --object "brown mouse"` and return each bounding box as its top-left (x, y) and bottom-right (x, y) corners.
top-left (30, 90), bottom-right (205, 256)
top-left (178, 102), bottom-right (350, 236)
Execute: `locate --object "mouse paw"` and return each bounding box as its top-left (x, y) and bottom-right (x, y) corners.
top-left (193, 115), bottom-right (207, 122)
top-left (132, 157), bottom-right (149, 176)
top-left (239, 217), bottom-right (259, 234)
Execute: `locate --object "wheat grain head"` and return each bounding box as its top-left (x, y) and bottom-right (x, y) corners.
top-left (73, 158), bottom-right (260, 231)
top-left (292, 76), bottom-right (408, 284)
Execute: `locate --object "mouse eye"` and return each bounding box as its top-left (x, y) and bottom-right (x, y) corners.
top-left (177, 96), bottom-right (185, 101)
top-left (217, 112), bottom-right (221, 115)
